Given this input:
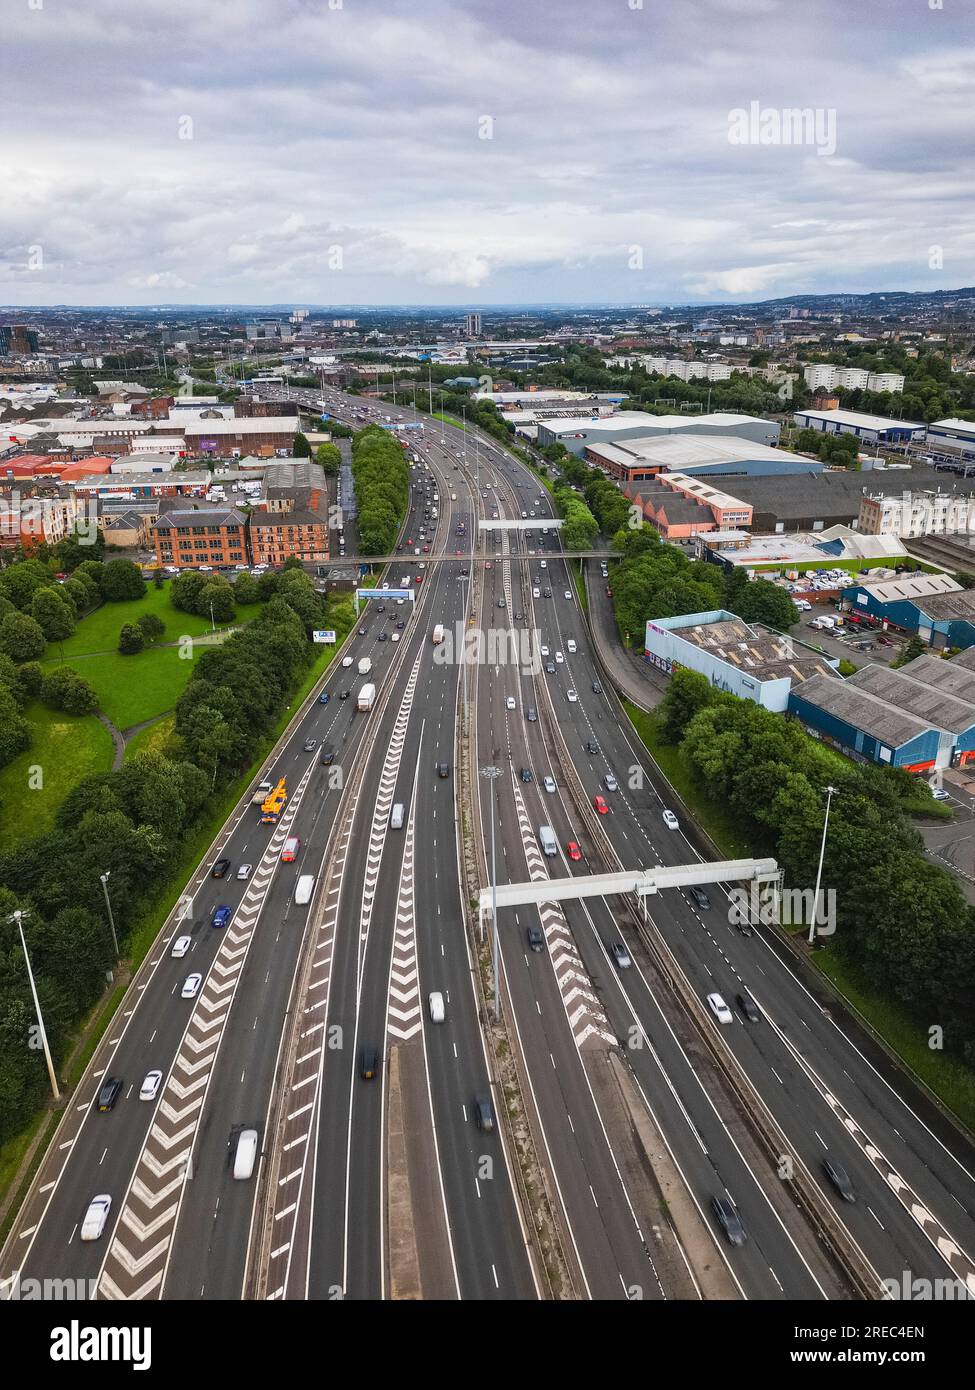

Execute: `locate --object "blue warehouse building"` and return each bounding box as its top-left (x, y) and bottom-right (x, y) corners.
top-left (789, 658), bottom-right (975, 771)
top-left (842, 572), bottom-right (975, 650)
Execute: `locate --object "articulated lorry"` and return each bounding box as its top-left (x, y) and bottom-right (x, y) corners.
top-left (357, 682), bottom-right (376, 712)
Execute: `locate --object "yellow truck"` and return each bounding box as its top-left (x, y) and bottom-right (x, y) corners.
top-left (260, 776), bottom-right (287, 824)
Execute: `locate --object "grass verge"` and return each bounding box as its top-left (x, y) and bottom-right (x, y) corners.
top-left (0, 706), bottom-right (115, 850)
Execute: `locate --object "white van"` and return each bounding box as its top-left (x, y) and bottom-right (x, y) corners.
top-left (428, 991), bottom-right (445, 1023)
top-left (538, 825), bottom-right (558, 857)
top-left (295, 874), bottom-right (315, 905)
top-left (390, 803), bottom-right (405, 830)
top-left (233, 1128), bottom-right (259, 1180)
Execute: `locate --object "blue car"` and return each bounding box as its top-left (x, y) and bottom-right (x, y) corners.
top-left (211, 905), bottom-right (231, 930)
top-left (318, 692), bottom-right (330, 705)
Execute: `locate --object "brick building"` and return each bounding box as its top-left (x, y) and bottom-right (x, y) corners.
top-left (249, 508), bottom-right (329, 565)
top-left (152, 506), bottom-right (249, 568)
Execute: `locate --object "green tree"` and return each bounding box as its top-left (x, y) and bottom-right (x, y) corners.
top-left (0, 611), bottom-right (46, 662)
top-left (98, 558), bottom-right (146, 602)
top-left (315, 442), bottom-right (341, 473)
top-left (137, 613), bottom-right (165, 643)
top-left (658, 668), bottom-right (717, 744)
top-left (0, 685), bottom-right (30, 768)
top-left (30, 586), bottom-right (76, 643)
top-left (893, 636), bottom-right (926, 668)
top-left (39, 667), bottom-right (99, 714)
top-left (199, 580), bottom-right (236, 624)
top-left (118, 623), bottom-right (146, 655)
top-left (292, 431), bottom-right (312, 458)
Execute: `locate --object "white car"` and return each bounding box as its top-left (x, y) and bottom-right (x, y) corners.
top-left (342, 655), bottom-right (354, 667)
top-left (540, 560), bottom-right (547, 569)
top-left (662, 810), bottom-right (679, 830)
top-left (171, 935), bottom-right (191, 958)
top-left (181, 973), bottom-right (202, 999)
top-left (532, 587), bottom-right (540, 598)
top-left (543, 776), bottom-right (557, 793)
top-left (505, 696), bottom-right (516, 710)
top-left (567, 689), bottom-right (578, 702)
top-left (707, 993), bottom-right (734, 1025)
top-left (237, 863), bottom-right (252, 880)
top-left (80, 1194), bottom-right (112, 1242)
top-left (139, 1070), bottom-right (162, 1101)
top-left (555, 651), bottom-right (564, 664)
top-left (564, 590), bottom-right (573, 600)
top-left (540, 645), bottom-right (549, 658)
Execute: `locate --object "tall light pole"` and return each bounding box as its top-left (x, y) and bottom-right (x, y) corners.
top-left (479, 765), bottom-right (503, 1020)
top-left (100, 871), bottom-right (120, 961)
top-left (8, 911), bottom-right (60, 1100)
top-left (808, 784), bottom-right (839, 946)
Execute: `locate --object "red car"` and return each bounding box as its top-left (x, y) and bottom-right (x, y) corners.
top-left (567, 841), bottom-right (582, 861)
top-left (415, 574), bottom-right (424, 584)
top-left (593, 795), bottom-right (608, 815)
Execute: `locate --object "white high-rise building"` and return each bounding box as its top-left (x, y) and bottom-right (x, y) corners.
top-left (465, 312), bottom-right (482, 337)
top-left (803, 364), bottom-right (904, 393)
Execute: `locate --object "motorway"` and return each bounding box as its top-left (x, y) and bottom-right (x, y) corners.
top-left (3, 383), bottom-right (974, 1303)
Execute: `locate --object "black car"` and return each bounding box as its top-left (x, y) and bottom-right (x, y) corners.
top-left (96, 1077), bottom-right (123, 1112)
top-left (378, 632), bottom-right (388, 642)
top-left (526, 926), bottom-right (544, 952)
top-left (711, 1195), bottom-right (746, 1247)
top-left (736, 991), bottom-right (761, 1023)
top-left (688, 885), bottom-right (711, 910)
top-left (360, 1046), bottom-right (380, 1081)
top-left (320, 746), bottom-right (336, 766)
top-left (473, 1097), bottom-right (495, 1132)
top-left (546, 662), bottom-right (556, 674)
top-left (211, 858), bottom-right (231, 879)
top-left (586, 740), bottom-right (600, 755)
top-left (823, 1157), bottom-right (857, 1203)
top-left (339, 689), bottom-right (352, 700)
top-left (437, 762), bottom-right (450, 778)
top-left (519, 767), bottom-right (533, 783)
top-left (526, 708), bottom-right (538, 722)
top-left (591, 680), bottom-right (603, 694)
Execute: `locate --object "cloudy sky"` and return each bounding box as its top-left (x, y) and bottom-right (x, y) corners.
top-left (2, 0), bottom-right (973, 306)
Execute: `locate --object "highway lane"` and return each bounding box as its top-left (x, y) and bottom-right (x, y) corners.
top-left (302, 436), bottom-right (535, 1299)
top-left (513, 490), bottom-right (975, 1294)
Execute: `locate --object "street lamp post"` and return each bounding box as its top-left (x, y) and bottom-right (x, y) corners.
top-left (479, 765), bottom-right (503, 1020)
top-left (100, 871), bottom-right (121, 961)
top-left (8, 911), bottom-right (60, 1100)
top-left (808, 784), bottom-right (839, 946)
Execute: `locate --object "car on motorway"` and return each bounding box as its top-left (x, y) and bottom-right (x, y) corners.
top-left (566, 841), bottom-right (582, 861)
top-left (303, 737), bottom-right (318, 752)
top-left (473, 1097), bottom-right (495, 1133)
top-left (378, 631), bottom-right (388, 641)
top-left (555, 650), bottom-right (564, 663)
top-left (603, 773), bottom-right (618, 792)
top-left (320, 745), bottom-right (336, 766)
top-left (545, 661), bottom-right (556, 674)
top-left (543, 776), bottom-right (556, 793)
top-left (543, 588), bottom-right (552, 598)
top-left (281, 837), bottom-right (300, 862)
top-left (822, 1156), bottom-right (857, 1203)
top-left (171, 935), bottom-right (191, 957)
top-left (731, 988), bottom-right (759, 1022)
top-left (437, 762), bottom-right (450, 778)
top-left (609, 941), bottom-right (632, 969)
top-left (396, 620), bottom-right (406, 629)
top-left (532, 587), bottom-right (540, 598)
top-left (181, 973), bottom-right (202, 999)
top-left (688, 885), bottom-right (710, 910)
top-left (339, 689), bottom-right (351, 700)
top-left (211, 904), bottom-right (231, 930)
top-left (520, 767), bottom-right (533, 783)
top-left (585, 739), bottom-right (600, 755)
top-left (341, 655), bottom-right (354, 667)
top-left (566, 689), bottom-right (578, 702)
top-left (211, 857), bottom-right (231, 878)
top-left (593, 794), bottom-right (609, 815)
top-left (139, 1070), bottom-right (162, 1102)
top-left (80, 1194), bottom-right (112, 1242)
top-left (591, 680), bottom-right (603, 694)
top-left (710, 1195), bottom-right (746, 1247)
top-left (318, 692), bottom-right (330, 705)
top-left (526, 707), bottom-right (538, 722)
top-left (662, 809), bottom-right (679, 830)
top-left (360, 1046), bottom-right (380, 1080)
top-left (358, 627), bottom-right (367, 636)
top-left (497, 597), bottom-right (506, 608)
top-left (707, 993), bottom-right (733, 1025)
top-left (237, 863), bottom-right (252, 880)
top-left (526, 925), bottom-right (545, 952)
top-left (96, 1076), bottom-right (123, 1112)
top-left (540, 645), bottom-right (549, 657)
top-left (505, 695), bottom-right (516, 710)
